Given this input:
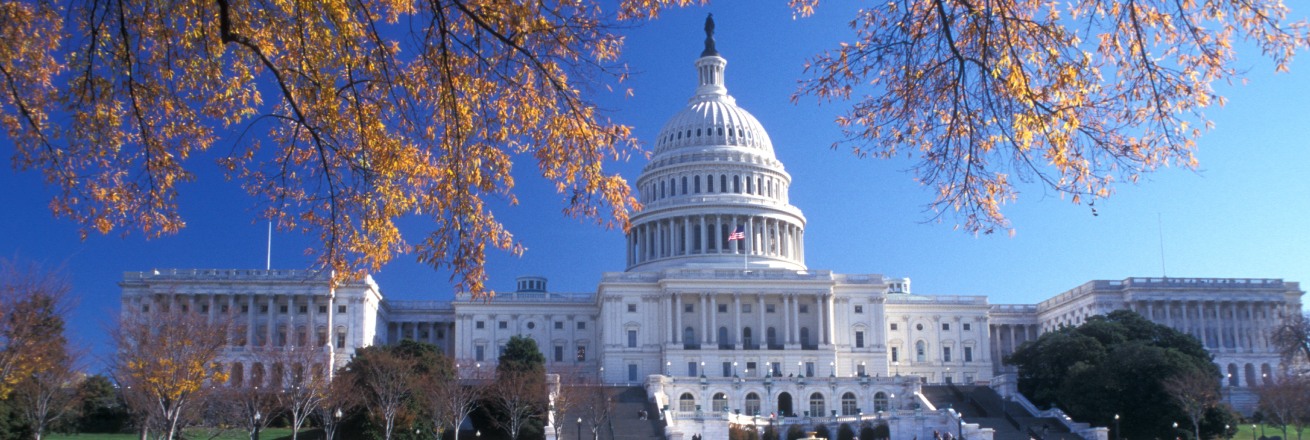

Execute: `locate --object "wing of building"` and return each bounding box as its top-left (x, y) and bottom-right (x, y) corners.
top-left (119, 16), bottom-right (1303, 440)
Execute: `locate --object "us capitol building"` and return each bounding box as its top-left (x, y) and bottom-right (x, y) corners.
top-left (120, 18), bottom-right (1302, 440)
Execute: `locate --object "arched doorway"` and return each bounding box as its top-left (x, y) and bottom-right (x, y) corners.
top-left (777, 392), bottom-right (794, 417)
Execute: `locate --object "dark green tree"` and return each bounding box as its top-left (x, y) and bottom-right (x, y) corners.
top-left (785, 424), bottom-right (807, 440)
top-left (837, 422), bottom-right (857, 440)
top-left (1006, 310), bottom-right (1223, 440)
top-left (76, 374), bottom-right (127, 433)
top-left (496, 336), bottom-right (546, 376)
top-left (815, 424), bottom-right (832, 440)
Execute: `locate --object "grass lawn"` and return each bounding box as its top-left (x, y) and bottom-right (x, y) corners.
top-left (1234, 424), bottom-right (1309, 440)
top-left (46, 427), bottom-right (315, 440)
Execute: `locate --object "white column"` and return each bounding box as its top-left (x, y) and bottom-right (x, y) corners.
top-left (758, 294), bottom-right (766, 348)
top-left (733, 293), bottom-right (742, 349)
top-left (701, 294), bottom-right (710, 345)
top-left (710, 294), bottom-right (719, 345)
top-left (674, 294), bottom-right (682, 343)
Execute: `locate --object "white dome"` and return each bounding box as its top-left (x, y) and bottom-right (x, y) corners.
top-left (653, 96), bottom-right (774, 156)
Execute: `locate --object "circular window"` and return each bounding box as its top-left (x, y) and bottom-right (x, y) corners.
top-left (527, 322), bottom-right (536, 329)
top-left (915, 323), bottom-right (923, 331)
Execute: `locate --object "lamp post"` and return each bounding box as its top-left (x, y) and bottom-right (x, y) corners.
top-left (1252, 424), bottom-right (1257, 440)
top-left (577, 418), bottom-right (583, 440)
top-left (1114, 414), bottom-right (1120, 440)
top-left (253, 411), bottom-right (262, 440)
top-left (894, 361), bottom-right (900, 376)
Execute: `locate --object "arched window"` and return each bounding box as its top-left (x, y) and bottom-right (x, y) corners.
top-left (733, 175), bottom-right (741, 193)
top-left (695, 176), bottom-right (701, 193)
top-left (681, 176), bottom-right (688, 195)
top-left (841, 392), bottom-right (858, 416)
top-left (707, 175), bottom-right (714, 192)
top-left (679, 393), bottom-right (696, 412)
top-left (800, 327), bottom-right (811, 347)
top-left (767, 327), bottom-right (778, 348)
top-left (712, 392), bottom-right (729, 412)
top-left (684, 327), bottom-right (696, 345)
top-left (745, 393), bottom-right (761, 416)
top-left (251, 363), bottom-right (265, 387)
top-left (1227, 364), bottom-right (1240, 386)
top-left (916, 340), bottom-right (927, 362)
top-left (808, 392), bottom-right (826, 417)
top-left (874, 392), bottom-right (889, 412)
top-left (742, 327), bottom-right (754, 349)
top-left (718, 327), bottom-right (730, 348)
top-left (230, 363), bottom-right (245, 387)
top-left (720, 175), bottom-right (727, 192)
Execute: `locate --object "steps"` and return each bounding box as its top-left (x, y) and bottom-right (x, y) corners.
top-left (920, 386), bottom-right (1082, 440)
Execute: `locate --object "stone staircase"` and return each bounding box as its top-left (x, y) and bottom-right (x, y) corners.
top-left (920, 385), bottom-right (1083, 440)
top-left (563, 386), bottom-right (663, 440)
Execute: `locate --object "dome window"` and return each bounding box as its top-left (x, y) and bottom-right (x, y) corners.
top-left (718, 127), bottom-right (723, 136)
top-left (677, 132), bottom-right (681, 139)
top-left (696, 128), bottom-right (702, 136)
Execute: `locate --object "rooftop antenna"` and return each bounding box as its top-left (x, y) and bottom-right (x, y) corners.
top-left (1157, 213), bottom-right (1167, 278)
top-left (266, 221), bottom-right (272, 271)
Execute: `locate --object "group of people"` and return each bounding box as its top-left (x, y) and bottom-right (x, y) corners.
top-left (933, 429), bottom-right (955, 440)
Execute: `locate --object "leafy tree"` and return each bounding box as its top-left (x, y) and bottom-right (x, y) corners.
top-left (75, 375), bottom-right (128, 434)
top-left (1254, 373), bottom-right (1310, 440)
top-left (111, 309), bottom-right (230, 440)
top-left (271, 346), bottom-right (334, 440)
top-left (1006, 310), bottom-right (1222, 440)
top-left (0, 258), bottom-right (70, 400)
top-left (794, 0), bottom-right (1309, 233)
top-left (346, 346), bottom-right (416, 440)
top-left (5, 0), bottom-right (1304, 293)
top-left (314, 370), bottom-right (361, 440)
top-left (837, 422), bottom-right (857, 440)
top-left (497, 336), bottom-right (546, 376)
top-left (1164, 369), bottom-right (1221, 440)
top-left (418, 349), bottom-right (482, 440)
top-left (12, 344), bottom-right (82, 440)
top-left (815, 424), bottom-right (832, 440)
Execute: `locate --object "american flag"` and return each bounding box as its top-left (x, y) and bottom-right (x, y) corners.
top-left (728, 225), bottom-right (745, 241)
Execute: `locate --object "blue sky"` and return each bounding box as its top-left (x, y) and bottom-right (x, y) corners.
top-left (1, 2), bottom-right (1307, 366)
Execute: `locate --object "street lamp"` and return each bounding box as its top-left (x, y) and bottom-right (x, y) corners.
top-left (253, 411), bottom-right (262, 440)
top-left (1114, 414), bottom-right (1120, 440)
top-left (577, 418), bottom-right (583, 440)
top-left (893, 361), bottom-right (900, 376)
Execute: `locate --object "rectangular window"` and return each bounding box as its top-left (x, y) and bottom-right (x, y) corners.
top-left (857, 364), bottom-right (867, 377)
top-left (688, 362), bottom-right (698, 377)
top-left (260, 305), bottom-right (269, 314)
top-left (577, 321), bottom-right (586, 330)
top-left (242, 305), bottom-right (250, 313)
top-left (943, 347), bottom-right (952, 362)
top-left (279, 305), bottom-right (288, 314)
top-left (942, 323), bottom-right (950, 331)
top-left (964, 347), bottom-right (973, 362)
top-left (891, 347), bottom-right (899, 362)
top-left (335, 331), bottom-right (346, 349)
top-left (299, 305), bottom-right (308, 314)
top-left (338, 305), bottom-right (346, 314)
top-left (627, 304), bottom-right (637, 312)
top-left (555, 321), bottom-right (564, 330)
top-left (180, 304), bottom-right (188, 313)
top-left (854, 305), bottom-right (863, 314)
top-left (141, 304), bottom-right (150, 312)
top-left (499, 321), bottom-right (508, 329)
top-left (319, 305), bottom-right (328, 314)
top-left (475, 345), bottom-right (485, 361)
top-left (770, 362), bottom-right (781, 377)
top-left (221, 304), bottom-right (229, 313)
top-left (200, 304), bottom-right (209, 313)
top-left (576, 345), bottom-right (587, 362)
top-left (890, 323), bottom-right (898, 330)
top-left (554, 345), bottom-right (564, 362)
top-left (629, 364), bottom-right (639, 382)
top-left (805, 362), bottom-right (815, 377)
top-left (476, 321), bottom-right (485, 329)
top-left (627, 330), bottom-right (638, 348)
top-left (766, 304), bottom-right (776, 313)
top-left (963, 323), bottom-right (972, 331)
top-left (721, 362), bottom-right (732, 377)
top-left (717, 304), bottom-right (728, 313)
top-left (742, 304), bottom-right (752, 313)
top-left (746, 362), bottom-right (758, 376)
top-left (855, 331), bottom-right (865, 348)
top-left (799, 305), bottom-right (809, 314)
top-left (685, 304), bottom-right (694, 313)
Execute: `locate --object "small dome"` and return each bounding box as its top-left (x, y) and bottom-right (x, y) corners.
top-left (652, 97), bottom-right (774, 156)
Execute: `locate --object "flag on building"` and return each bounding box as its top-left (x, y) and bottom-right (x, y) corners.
top-left (728, 225), bottom-right (745, 241)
